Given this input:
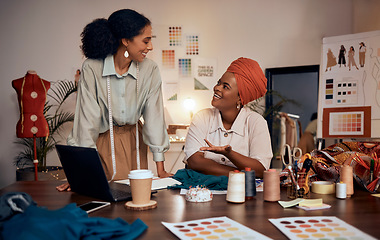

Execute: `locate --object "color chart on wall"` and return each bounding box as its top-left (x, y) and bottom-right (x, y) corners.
top-left (162, 216), bottom-right (272, 240)
top-left (179, 58), bottom-right (192, 77)
top-left (162, 50), bottom-right (175, 69)
top-left (325, 78), bottom-right (334, 105)
top-left (186, 35), bottom-right (199, 55)
top-left (169, 26), bottom-right (182, 46)
top-left (269, 216), bottom-right (376, 240)
top-left (317, 30), bottom-right (380, 139)
top-left (336, 79), bottom-right (358, 105)
top-left (329, 111), bottom-right (363, 135)
top-left (322, 106), bottom-right (371, 138)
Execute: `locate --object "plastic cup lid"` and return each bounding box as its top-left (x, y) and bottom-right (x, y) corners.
top-left (128, 169), bottom-right (154, 179)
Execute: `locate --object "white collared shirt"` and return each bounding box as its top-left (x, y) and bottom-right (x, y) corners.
top-left (184, 107), bottom-right (273, 169)
top-left (67, 55), bottom-right (169, 161)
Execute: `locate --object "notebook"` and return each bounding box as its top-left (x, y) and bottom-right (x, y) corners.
top-left (55, 144), bottom-right (134, 202)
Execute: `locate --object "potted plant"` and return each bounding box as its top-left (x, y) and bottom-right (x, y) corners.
top-left (247, 89), bottom-right (300, 159)
top-left (14, 80), bottom-right (77, 181)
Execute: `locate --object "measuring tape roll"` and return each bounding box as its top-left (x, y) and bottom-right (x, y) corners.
top-left (311, 181), bottom-right (335, 194)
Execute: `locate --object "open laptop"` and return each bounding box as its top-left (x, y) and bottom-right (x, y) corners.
top-left (56, 144), bottom-right (135, 202)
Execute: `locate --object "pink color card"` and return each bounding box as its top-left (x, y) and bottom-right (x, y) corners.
top-left (162, 50), bottom-right (175, 69)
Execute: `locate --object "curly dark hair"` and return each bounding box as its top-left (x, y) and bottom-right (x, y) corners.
top-left (80, 9), bottom-right (151, 59)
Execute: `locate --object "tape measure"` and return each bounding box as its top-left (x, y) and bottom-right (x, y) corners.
top-left (106, 62), bottom-right (141, 181)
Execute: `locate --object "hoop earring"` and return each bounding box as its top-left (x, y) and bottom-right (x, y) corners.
top-left (124, 50), bottom-right (129, 58)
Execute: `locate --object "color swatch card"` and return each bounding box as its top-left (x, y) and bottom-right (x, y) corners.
top-left (269, 216), bottom-right (376, 240)
top-left (169, 26), bottom-right (182, 46)
top-left (186, 35), bottom-right (199, 55)
top-left (336, 79), bottom-right (358, 105)
top-left (162, 216), bottom-right (272, 240)
top-left (179, 58), bottom-right (192, 77)
top-left (329, 111), bottom-right (364, 135)
top-left (162, 50), bottom-right (175, 69)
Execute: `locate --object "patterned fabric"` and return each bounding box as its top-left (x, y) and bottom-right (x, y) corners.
top-left (305, 141), bottom-right (380, 193)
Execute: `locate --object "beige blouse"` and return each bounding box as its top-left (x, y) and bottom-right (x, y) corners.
top-left (184, 107), bottom-right (273, 170)
top-left (67, 55), bottom-right (169, 161)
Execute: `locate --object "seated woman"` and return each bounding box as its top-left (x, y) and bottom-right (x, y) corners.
top-left (184, 57), bottom-right (273, 178)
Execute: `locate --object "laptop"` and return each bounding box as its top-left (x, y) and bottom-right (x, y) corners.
top-left (56, 144), bottom-right (135, 202)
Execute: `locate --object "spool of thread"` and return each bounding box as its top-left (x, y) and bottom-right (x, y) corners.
top-left (336, 182), bottom-right (347, 199)
top-left (243, 167), bottom-right (256, 199)
top-left (340, 165), bottom-right (354, 197)
top-left (226, 170), bottom-right (245, 203)
top-left (263, 169), bottom-right (280, 202)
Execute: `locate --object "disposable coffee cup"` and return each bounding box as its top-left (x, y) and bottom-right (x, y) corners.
top-left (128, 170), bottom-right (154, 205)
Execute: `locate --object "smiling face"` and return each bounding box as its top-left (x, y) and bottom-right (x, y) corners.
top-left (211, 71), bottom-right (241, 111)
top-left (124, 25), bottom-right (153, 62)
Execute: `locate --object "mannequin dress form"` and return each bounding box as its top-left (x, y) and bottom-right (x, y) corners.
top-left (12, 70), bottom-right (51, 180)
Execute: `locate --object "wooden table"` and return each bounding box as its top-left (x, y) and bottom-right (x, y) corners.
top-left (1, 181), bottom-right (379, 239)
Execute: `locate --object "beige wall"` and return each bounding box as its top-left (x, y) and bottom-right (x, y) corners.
top-left (353, 0), bottom-right (380, 33)
top-left (0, 0), bottom-right (378, 188)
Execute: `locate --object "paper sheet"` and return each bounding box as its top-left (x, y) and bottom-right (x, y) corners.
top-left (297, 204), bottom-right (331, 211)
top-left (278, 198), bottom-right (329, 211)
top-left (162, 216), bottom-right (272, 240)
top-left (269, 216), bottom-right (376, 240)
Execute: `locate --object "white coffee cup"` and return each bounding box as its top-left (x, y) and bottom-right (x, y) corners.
top-left (128, 170), bottom-right (154, 205)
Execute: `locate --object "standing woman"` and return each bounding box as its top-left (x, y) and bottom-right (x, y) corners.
top-left (184, 58), bottom-right (273, 178)
top-left (359, 42), bottom-right (366, 67)
top-left (338, 45), bottom-right (346, 68)
top-left (348, 46), bottom-right (359, 71)
top-left (325, 48), bottom-right (337, 72)
top-left (57, 9), bottom-right (171, 191)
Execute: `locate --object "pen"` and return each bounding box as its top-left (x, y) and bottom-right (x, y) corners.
top-left (294, 160), bottom-right (298, 183)
top-left (287, 166), bottom-right (300, 190)
top-left (370, 159), bottom-right (374, 183)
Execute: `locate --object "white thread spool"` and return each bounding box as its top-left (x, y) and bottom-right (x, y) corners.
top-left (226, 170), bottom-right (245, 203)
top-left (336, 182), bottom-right (347, 199)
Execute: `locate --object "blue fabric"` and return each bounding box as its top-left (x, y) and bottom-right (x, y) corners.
top-left (1, 203), bottom-right (147, 240)
top-left (169, 169), bottom-right (228, 190)
top-left (0, 192), bottom-right (36, 228)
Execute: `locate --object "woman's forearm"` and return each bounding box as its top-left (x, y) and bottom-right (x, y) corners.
top-left (187, 153), bottom-right (235, 176)
top-left (224, 150), bottom-right (266, 178)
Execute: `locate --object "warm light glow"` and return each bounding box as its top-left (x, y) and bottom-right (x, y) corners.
top-left (183, 98), bottom-right (195, 111)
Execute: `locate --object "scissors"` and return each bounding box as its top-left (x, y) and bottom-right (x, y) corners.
top-left (281, 144), bottom-right (302, 169)
top-left (282, 144), bottom-right (302, 190)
